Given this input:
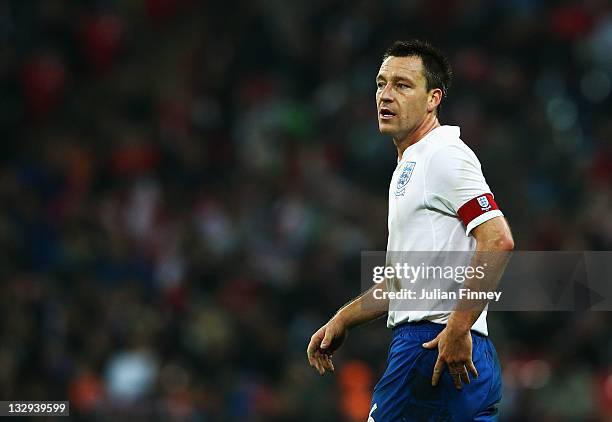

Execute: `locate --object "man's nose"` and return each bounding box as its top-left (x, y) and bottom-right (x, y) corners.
top-left (379, 84), bottom-right (393, 102)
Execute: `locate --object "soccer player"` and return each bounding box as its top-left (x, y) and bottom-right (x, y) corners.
top-left (306, 40), bottom-right (514, 421)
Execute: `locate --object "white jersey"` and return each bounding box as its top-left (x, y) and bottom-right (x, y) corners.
top-left (386, 125), bottom-right (503, 335)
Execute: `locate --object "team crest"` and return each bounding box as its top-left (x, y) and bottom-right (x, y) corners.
top-left (395, 162), bottom-right (416, 197)
top-left (477, 195), bottom-right (491, 211)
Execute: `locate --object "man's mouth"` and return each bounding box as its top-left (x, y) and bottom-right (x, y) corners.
top-left (379, 108), bottom-right (396, 120)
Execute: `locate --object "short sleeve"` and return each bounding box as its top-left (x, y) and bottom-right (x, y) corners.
top-left (425, 144), bottom-right (503, 235)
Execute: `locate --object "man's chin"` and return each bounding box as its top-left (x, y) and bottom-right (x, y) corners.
top-left (378, 124), bottom-right (397, 136)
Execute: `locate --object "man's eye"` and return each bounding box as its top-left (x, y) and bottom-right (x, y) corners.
top-left (377, 82), bottom-right (385, 88)
top-left (397, 83), bottom-right (408, 89)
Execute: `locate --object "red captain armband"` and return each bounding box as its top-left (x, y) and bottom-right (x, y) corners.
top-left (457, 193), bottom-right (499, 227)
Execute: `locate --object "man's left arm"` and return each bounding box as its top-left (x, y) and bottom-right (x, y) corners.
top-left (423, 216), bottom-right (514, 389)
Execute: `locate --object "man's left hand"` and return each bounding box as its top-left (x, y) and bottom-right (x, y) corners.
top-left (422, 327), bottom-right (479, 389)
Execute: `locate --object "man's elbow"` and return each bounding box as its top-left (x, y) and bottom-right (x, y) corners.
top-left (495, 233), bottom-right (514, 251)
top-left (472, 217), bottom-right (515, 251)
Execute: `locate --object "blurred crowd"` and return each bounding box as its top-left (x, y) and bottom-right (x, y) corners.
top-left (1, 0), bottom-right (611, 420)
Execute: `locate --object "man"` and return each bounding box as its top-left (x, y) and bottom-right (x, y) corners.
top-left (306, 40), bottom-right (514, 421)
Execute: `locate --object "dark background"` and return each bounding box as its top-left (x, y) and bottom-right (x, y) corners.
top-left (1, 0), bottom-right (611, 420)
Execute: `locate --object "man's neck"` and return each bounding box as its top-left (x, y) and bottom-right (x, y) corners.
top-left (394, 115), bottom-right (441, 161)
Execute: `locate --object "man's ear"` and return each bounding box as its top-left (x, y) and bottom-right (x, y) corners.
top-left (427, 88), bottom-right (443, 112)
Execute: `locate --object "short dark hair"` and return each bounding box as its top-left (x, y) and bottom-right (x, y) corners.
top-left (383, 40), bottom-right (453, 102)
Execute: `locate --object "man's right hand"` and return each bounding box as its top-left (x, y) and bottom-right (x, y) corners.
top-left (306, 317), bottom-right (348, 375)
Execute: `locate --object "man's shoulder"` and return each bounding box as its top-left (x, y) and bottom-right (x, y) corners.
top-left (425, 132), bottom-right (477, 164)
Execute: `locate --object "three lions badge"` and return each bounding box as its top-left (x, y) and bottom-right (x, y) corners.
top-left (395, 161), bottom-right (416, 197)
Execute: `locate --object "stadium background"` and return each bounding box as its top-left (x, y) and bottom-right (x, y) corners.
top-left (1, 0), bottom-right (612, 420)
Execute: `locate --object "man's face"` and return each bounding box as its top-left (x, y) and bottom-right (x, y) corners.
top-left (376, 55), bottom-right (432, 139)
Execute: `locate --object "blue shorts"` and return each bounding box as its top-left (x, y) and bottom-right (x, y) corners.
top-left (369, 321), bottom-right (502, 422)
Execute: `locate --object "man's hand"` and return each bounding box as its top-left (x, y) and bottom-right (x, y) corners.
top-left (306, 317), bottom-right (348, 375)
top-left (306, 284), bottom-right (388, 375)
top-left (419, 217), bottom-right (511, 389)
top-left (422, 327), bottom-right (478, 389)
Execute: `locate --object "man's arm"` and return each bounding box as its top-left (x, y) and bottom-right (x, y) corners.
top-left (334, 284), bottom-right (390, 330)
top-left (306, 285), bottom-right (389, 375)
top-left (447, 215), bottom-right (514, 332)
top-left (423, 216), bottom-right (514, 389)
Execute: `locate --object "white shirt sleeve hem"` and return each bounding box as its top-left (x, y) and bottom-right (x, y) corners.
top-left (465, 210), bottom-right (504, 236)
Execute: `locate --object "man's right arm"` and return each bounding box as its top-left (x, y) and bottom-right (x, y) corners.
top-left (306, 285), bottom-right (389, 375)
top-left (335, 284), bottom-right (389, 329)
